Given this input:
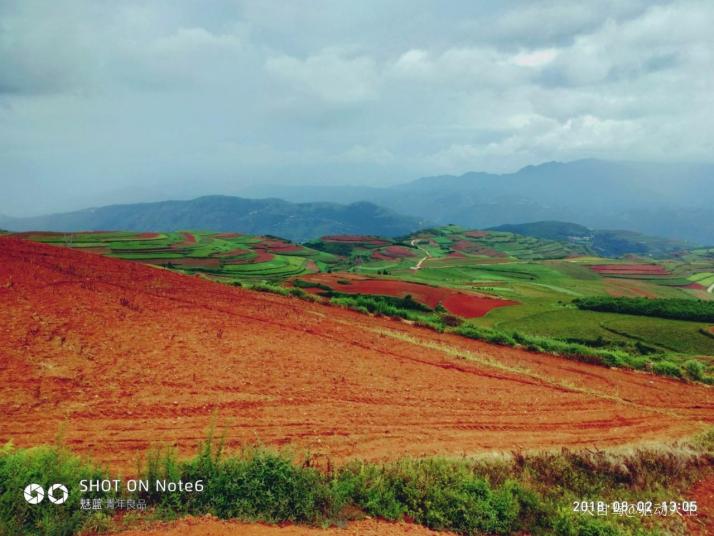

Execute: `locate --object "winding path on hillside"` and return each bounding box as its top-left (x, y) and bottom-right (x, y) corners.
top-left (409, 239), bottom-right (431, 270)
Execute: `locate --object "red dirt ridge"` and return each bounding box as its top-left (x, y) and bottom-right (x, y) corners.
top-left (371, 246), bottom-right (416, 261)
top-left (590, 264), bottom-right (670, 276)
top-left (321, 235), bottom-right (390, 246)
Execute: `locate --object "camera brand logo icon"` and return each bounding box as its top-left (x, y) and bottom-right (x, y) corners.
top-left (23, 484), bottom-right (44, 504)
top-left (23, 483), bottom-right (68, 505)
top-left (48, 484), bottom-right (69, 504)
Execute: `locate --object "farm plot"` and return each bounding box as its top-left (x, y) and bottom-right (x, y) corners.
top-left (21, 230), bottom-right (335, 281)
top-left (296, 273), bottom-right (517, 318)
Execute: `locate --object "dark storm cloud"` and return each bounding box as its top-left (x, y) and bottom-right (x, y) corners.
top-left (0, 0), bottom-right (712, 215)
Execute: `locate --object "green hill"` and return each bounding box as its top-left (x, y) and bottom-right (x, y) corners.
top-left (1, 196), bottom-right (423, 243)
top-left (488, 221), bottom-right (691, 258)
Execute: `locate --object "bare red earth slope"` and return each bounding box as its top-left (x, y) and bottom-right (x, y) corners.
top-left (0, 238), bottom-right (712, 472)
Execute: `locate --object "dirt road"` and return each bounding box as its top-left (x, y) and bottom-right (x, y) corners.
top-left (409, 239), bottom-right (431, 270)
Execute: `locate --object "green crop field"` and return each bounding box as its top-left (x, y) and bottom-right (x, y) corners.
top-left (21, 230), bottom-right (339, 282)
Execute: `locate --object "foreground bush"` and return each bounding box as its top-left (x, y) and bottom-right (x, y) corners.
top-left (0, 444), bottom-right (110, 535)
top-left (4, 430), bottom-right (711, 535)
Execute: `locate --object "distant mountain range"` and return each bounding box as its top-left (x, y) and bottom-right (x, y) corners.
top-left (488, 221), bottom-right (692, 258)
top-left (2, 159), bottom-right (712, 245)
top-left (0, 196), bottom-right (424, 242)
top-left (243, 159), bottom-right (714, 245)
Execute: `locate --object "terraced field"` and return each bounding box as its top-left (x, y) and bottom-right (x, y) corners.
top-left (15, 226), bottom-right (714, 371)
top-left (295, 273), bottom-right (517, 318)
top-left (17, 231), bottom-right (339, 282)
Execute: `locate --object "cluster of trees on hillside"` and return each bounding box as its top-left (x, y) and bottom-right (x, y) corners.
top-left (574, 297), bottom-right (714, 322)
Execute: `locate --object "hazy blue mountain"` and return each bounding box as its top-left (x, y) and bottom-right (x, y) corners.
top-left (245, 159), bottom-right (714, 244)
top-left (1, 196), bottom-right (425, 242)
top-left (489, 220), bottom-right (693, 258)
top-left (489, 221), bottom-right (593, 242)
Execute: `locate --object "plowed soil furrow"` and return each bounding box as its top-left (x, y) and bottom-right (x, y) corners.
top-left (0, 238), bottom-right (711, 473)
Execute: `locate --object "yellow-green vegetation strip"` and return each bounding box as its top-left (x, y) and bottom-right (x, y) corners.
top-left (2, 430), bottom-right (712, 536)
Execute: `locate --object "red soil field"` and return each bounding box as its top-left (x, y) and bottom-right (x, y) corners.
top-left (371, 246), bottom-right (416, 260)
top-left (172, 232), bottom-right (197, 248)
top-left (305, 260), bottom-right (319, 273)
top-left (226, 249), bottom-right (275, 264)
top-left (464, 231), bottom-right (489, 238)
top-left (181, 232), bottom-right (196, 243)
top-left (1, 238), bottom-right (712, 475)
top-left (137, 232), bottom-right (161, 239)
top-left (214, 233), bottom-right (243, 239)
top-left (383, 246), bottom-right (415, 257)
top-left (603, 279), bottom-right (657, 298)
top-left (590, 264), bottom-right (670, 276)
top-left (684, 282), bottom-right (707, 290)
top-left (452, 240), bottom-right (505, 257)
top-left (120, 516), bottom-right (453, 536)
top-left (259, 240), bottom-right (304, 253)
top-left (321, 235), bottom-right (390, 246)
top-left (251, 250), bottom-right (275, 263)
top-left (219, 247), bottom-right (252, 257)
top-left (298, 274), bottom-right (516, 318)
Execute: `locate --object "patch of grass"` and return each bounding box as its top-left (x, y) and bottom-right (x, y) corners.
top-left (0, 443), bottom-right (112, 536)
top-left (329, 294), bottom-right (445, 331)
top-left (3, 431), bottom-right (712, 535)
top-left (454, 324), bottom-right (714, 383)
top-left (574, 296), bottom-right (714, 323)
top-left (292, 278), bottom-right (331, 291)
top-left (244, 281), bottom-right (318, 302)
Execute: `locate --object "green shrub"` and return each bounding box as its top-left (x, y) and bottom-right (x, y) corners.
top-left (335, 460), bottom-right (548, 535)
top-left (573, 296), bottom-right (714, 322)
top-left (0, 444), bottom-right (111, 536)
top-left (683, 359), bottom-right (706, 381)
top-left (3, 432), bottom-right (712, 536)
top-left (329, 294), bottom-right (434, 322)
top-left (652, 361), bottom-right (683, 378)
top-left (554, 514), bottom-right (621, 536)
top-left (142, 443), bottom-right (332, 523)
top-left (452, 324), bottom-right (700, 382)
top-left (292, 279), bottom-right (331, 291)
top-left (440, 314), bottom-right (463, 327)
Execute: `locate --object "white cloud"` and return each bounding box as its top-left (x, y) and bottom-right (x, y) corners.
top-left (509, 48), bottom-right (559, 68)
top-left (1, 0), bottom-right (713, 213)
top-left (265, 50), bottom-right (379, 103)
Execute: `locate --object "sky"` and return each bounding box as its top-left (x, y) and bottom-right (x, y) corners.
top-left (1, 0), bottom-right (713, 216)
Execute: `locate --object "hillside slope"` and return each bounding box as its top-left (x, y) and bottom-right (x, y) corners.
top-left (488, 220), bottom-right (692, 257)
top-left (0, 196), bottom-right (423, 242)
top-left (246, 159), bottom-right (714, 244)
top-left (0, 238), bottom-right (711, 471)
